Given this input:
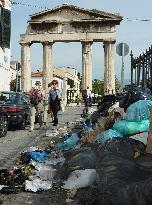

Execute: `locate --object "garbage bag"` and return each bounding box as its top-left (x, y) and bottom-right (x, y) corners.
top-left (105, 138), bottom-right (146, 159)
top-left (96, 129), bottom-right (123, 144)
top-left (58, 146), bottom-right (97, 180)
top-left (62, 169), bottom-right (96, 189)
top-left (26, 151), bottom-right (51, 162)
top-left (126, 100), bottom-right (152, 121)
top-left (93, 178), bottom-right (152, 205)
top-left (96, 150), bottom-right (140, 192)
top-left (113, 119), bottom-right (150, 135)
top-left (54, 133), bottom-right (79, 152)
top-left (65, 150), bottom-right (96, 170)
top-left (130, 132), bottom-right (148, 145)
top-left (119, 86), bottom-right (152, 111)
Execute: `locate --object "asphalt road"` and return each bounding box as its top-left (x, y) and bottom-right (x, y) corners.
top-left (0, 106), bottom-right (84, 169)
top-left (0, 106), bottom-right (84, 205)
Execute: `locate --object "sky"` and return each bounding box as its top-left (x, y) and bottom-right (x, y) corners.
top-left (10, 0), bottom-right (152, 82)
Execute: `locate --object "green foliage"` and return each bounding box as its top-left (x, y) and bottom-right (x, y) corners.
top-left (92, 79), bottom-right (104, 95)
top-left (92, 76), bottom-right (121, 95)
top-left (115, 76), bottom-right (121, 92)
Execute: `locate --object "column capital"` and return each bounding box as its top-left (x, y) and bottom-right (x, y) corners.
top-left (41, 41), bottom-right (54, 46)
top-left (19, 42), bottom-right (32, 47)
top-left (103, 40), bottom-right (116, 45)
top-left (81, 40), bottom-right (93, 45)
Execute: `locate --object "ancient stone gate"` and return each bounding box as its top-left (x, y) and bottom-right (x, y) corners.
top-left (20, 4), bottom-right (122, 94)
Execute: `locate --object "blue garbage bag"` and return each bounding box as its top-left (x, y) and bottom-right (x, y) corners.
top-left (113, 119), bottom-right (150, 136)
top-left (126, 100), bottom-right (152, 121)
top-left (27, 151), bottom-right (51, 162)
top-left (55, 133), bottom-right (79, 152)
top-left (96, 129), bottom-right (123, 144)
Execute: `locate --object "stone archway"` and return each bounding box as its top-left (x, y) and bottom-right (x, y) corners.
top-left (20, 4), bottom-right (122, 94)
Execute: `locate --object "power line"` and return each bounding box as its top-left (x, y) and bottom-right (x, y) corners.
top-left (126, 18), bottom-right (151, 22)
top-left (10, 1), bottom-right (152, 22)
top-left (11, 1), bottom-right (49, 9)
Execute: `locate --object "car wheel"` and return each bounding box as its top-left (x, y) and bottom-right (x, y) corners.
top-left (0, 115), bottom-right (8, 137)
top-left (20, 116), bottom-right (26, 130)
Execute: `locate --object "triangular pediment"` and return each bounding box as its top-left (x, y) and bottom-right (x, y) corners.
top-left (29, 4), bottom-right (123, 23)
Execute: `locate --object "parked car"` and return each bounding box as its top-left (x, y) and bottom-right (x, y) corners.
top-left (0, 91), bottom-right (30, 129)
top-left (0, 107), bottom-right (8, 137)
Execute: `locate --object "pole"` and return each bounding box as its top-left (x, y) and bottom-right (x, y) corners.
top-left (16, 63), bottom-right (19, 92)
top-left (120, 43), bottom-right (125, 91)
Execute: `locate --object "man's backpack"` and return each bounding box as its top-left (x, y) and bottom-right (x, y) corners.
top-left (30, 88), bottom-right (41, 106)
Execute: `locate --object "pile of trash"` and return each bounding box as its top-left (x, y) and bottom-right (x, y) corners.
top-left (1, 86), bottom-right (152, 205)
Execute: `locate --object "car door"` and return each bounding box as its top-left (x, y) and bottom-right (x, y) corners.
top-left (22, 94), bottom-right (31, 123)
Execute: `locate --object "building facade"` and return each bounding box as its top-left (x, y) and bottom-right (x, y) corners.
top-left (31, 67), bottom-right (81, 103)
top-left (0, 0), bottom-right (11, 91)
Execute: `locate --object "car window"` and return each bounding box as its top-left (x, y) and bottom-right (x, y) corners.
top-left (0, 92), bottom-right (18, 104)
top-left (22, 94), bottom-right (30, 104)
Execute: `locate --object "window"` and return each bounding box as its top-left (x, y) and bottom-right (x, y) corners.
top-left (0, 7), bottom-right (11, 48)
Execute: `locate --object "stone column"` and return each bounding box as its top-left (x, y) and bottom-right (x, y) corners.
top-left (42, 42), bottom-right (53, 90)
top-left (82, 41), bottom-right (92, 90)
top-left (103, 41), bottom-right (115, 94)
top-left (62, 73), bottom-right (68, 107)
top-left (20, 42), bottom-right (31, 92)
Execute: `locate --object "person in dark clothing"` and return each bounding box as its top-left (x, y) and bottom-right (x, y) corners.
top-left (83, 86), bottom-right (92, 114)
top-left (48, 80), bottom-right (62, 129)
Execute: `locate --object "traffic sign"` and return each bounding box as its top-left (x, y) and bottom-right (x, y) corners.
top-left (116, 43), bottom-right (129, 56)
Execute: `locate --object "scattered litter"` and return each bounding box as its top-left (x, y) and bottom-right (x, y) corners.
top-left (87, 108), bottom-right (97, 115)
top-left (0, 185), bottom-right (5, 191)
top-left (25, 178), bottom-right (53, 192)
top-left (46, 130), bottom-right (59, 137)
top-left (66, 198), bottom-right (74, 203)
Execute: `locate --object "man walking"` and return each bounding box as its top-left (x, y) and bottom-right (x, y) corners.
top-left (29, 81), bottom-right (45, 131)
top-left (43, 82), bottom-right (52, 125)
top-left (83, 86), bottom-right (92, 114)
top-left (48, 80), bottom-right (62, 129)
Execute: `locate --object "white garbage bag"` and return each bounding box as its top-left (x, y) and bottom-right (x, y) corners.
top-left (62, 169), bottom-right (96, 189)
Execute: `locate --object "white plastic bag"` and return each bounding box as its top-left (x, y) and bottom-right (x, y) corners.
top-left (25, 178), bottom-right (52, 192)
top-left (62, 169), bottom-right (96, 189)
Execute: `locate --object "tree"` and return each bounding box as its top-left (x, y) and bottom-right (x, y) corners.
top-left (92, 79), bottom-right (104, 95)
top-left (92, 76), bottom-right (121, 95)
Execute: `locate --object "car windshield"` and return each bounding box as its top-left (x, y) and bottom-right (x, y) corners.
top-left (0, 92), bottom-right (18, 104)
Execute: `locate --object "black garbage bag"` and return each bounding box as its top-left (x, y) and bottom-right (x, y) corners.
top-left (57, 146), bottom-right (96, 180)
top-left (105, 137), bottom-right (146, 159)
top-left (91, 95), bottom-right (119, 124)
top-left (94, 178), bottom-right (152, 205)
top-left (97, 95), bottom-right (119, 109)
top-left (119, 86), bottom-right (152, 111)
top-left (96, 150), bottom-right (141, 192)
top-left (96, 139), bottom-right (151, 193)
top-left (73, 187), bottom-right (98, 205)
top-left (90, 111), bottom-right (101, 124)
